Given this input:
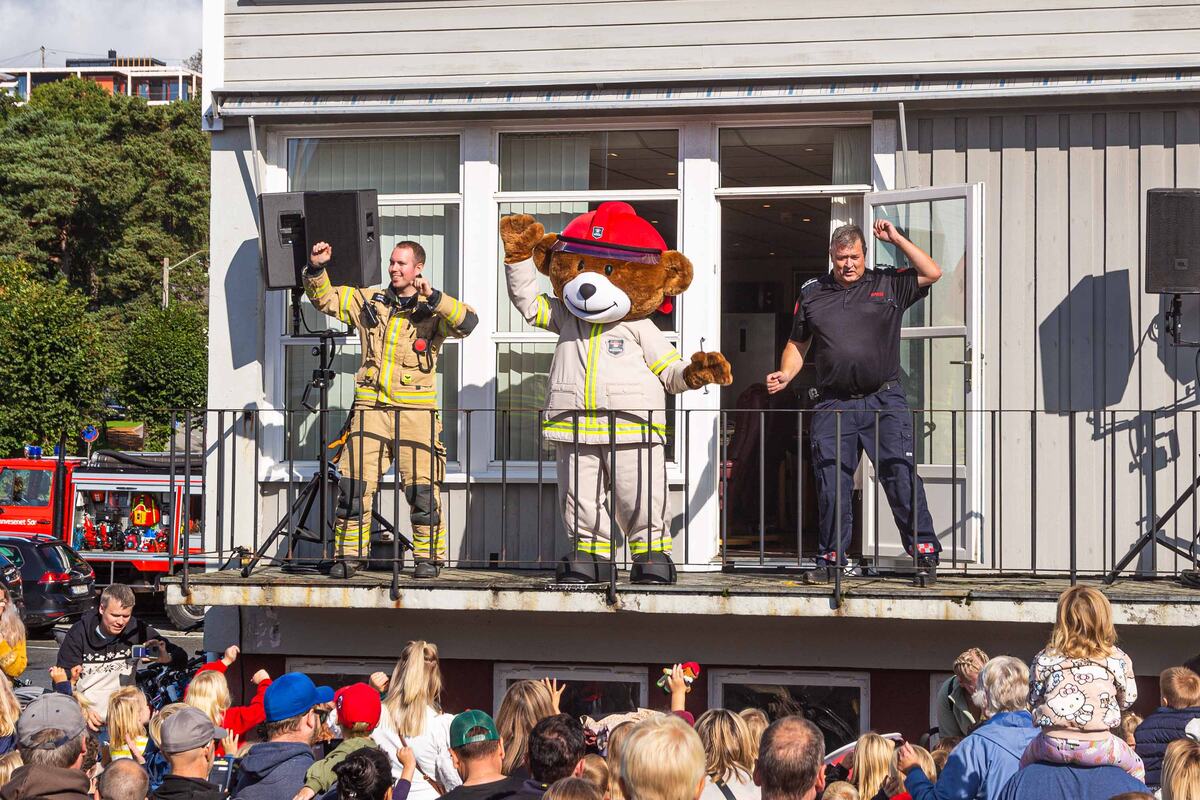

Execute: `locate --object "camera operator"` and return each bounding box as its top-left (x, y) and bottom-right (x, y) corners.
top-left (305, 240), bottom-right (477, 579)
top-left (56, 583), bottom-right (186, 729)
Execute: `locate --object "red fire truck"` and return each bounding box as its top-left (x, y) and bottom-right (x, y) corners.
top-left (0, 449), bottom-right (210, 627)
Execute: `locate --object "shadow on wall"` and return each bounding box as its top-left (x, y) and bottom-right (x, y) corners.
top-left (1037, 269), bottom-right (1136, 414)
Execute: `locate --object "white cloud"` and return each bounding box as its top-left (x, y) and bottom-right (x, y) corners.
top-left (0, 0), bottom-right (201, 69)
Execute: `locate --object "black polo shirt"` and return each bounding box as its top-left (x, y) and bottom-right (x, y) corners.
top-left (789, 268), bottom-right (928, 396)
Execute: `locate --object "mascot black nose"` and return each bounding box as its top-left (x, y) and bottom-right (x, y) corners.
top-left (578, 282), bottom-right (596, 300)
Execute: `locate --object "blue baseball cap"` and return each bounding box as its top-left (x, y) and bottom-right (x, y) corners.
top-left (264, 672), bottom-right (335, 723)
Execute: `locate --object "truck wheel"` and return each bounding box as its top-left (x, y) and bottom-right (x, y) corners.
top-left (165, 602), bottom-right (206, 630)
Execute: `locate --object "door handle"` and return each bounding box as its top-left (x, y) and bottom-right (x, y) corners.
top-left (948, 359), bottom-right (972, 366)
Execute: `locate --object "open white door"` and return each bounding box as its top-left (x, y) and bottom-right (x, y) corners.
top-left (862, 183), bottom-right (985, 563)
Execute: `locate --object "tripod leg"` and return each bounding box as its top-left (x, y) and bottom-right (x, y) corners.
top-left (1106, 469), bottom-right (1200, 584)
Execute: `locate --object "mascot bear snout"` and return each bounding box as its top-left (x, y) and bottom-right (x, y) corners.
top-left (562, 272), bottom-right (631, 323)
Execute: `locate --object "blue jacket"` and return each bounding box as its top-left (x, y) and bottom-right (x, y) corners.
top-left (1134, 705), bottom-right (1200, 787)
top-left (994, 763), bottom-right (1148, 800)
top-left (905, 711), bottom-right (1039, 800)
top-left (232, 742), bottom-right (315, 800)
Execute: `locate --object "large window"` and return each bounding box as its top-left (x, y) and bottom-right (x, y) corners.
top-left (709, 669), bottom-right (869, 753)
top-left (283, 135), bottom-right (462, 461)
top-left (494, 663), bottom-right (647, 719)
top-left (494, 130), bottom-right (681, 462)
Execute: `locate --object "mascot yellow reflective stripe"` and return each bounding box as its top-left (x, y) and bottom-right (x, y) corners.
top-left (584, 323), bottom-right (603, 411)
top-left (576, 539), bottom-right (612, 556)
top-left (541, 419), bottom-right (669, 436)
top-left (532, 295), bottom-right (553, 330)
top-left (355, 386), bottom-right (437, 406)
top-left (648, 349), bottom-right (682, 376)
top-left (629, 540), bottom-right (673, 554)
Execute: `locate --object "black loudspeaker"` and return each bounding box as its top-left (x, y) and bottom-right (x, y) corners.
top-left (258, 189), bottom-right (380, 290)
top-left (1147, 188), bottom-right (1200, 294)
top-left (259, 192), bottom-right (307, 290)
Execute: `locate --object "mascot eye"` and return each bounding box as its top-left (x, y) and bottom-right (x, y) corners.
top-left (604, 264), bottom-right (614, 276)
top-left (577, 260), bottom-right (584, 272)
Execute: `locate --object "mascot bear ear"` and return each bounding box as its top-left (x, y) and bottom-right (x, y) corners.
top-left (661, 250), bottom-right (694, 296)
top-left (531, 233), bottom-right (560, 276)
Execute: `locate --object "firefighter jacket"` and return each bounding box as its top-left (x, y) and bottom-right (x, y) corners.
top-left (304, 268), bottom-right (477, 409)
top-left (505, 257), bottom-right (690, 445)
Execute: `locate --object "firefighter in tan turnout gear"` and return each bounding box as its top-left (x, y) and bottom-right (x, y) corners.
top-left (306, 240), bottom-right (477, 578)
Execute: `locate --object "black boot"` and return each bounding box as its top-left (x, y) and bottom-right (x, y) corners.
top-left (555, 552), bottom-right (613, 584)
top-left (413, 559), bottom-right (442, 579)
top-left (329, 560), bottom-right (361, 579)
top-left (630, 551), bottom-right (677, 585)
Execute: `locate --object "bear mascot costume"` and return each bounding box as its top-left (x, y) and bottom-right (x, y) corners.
top-left (501, 203), bottom-right (732, 585)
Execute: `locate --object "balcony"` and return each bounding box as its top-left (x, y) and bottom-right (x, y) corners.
top-left (158, 406), bottom-right (1200, 621)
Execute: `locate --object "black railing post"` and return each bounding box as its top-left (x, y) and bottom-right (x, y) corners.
top-left (1030, 411), bottom-right (1037, 574)
top-left (500, 409), bottom-right (509, 565)
top-left (392, 408), bottom-right (401, 599)
top-left (252, 410), bottom-right (260, 556)
top-left (536, 409), bottom-right (543, 568)
top-left (873, 410), bottom-right (880, 568)
top-left (183, 411), bottom-right (192, 589)
top-left (464, 409), bottom-right (473, 565)
top-left (1069, 410), bottom-right (1077, 585)
top-left (911, 408), bottom-right (918, 576)
top-left (834, 410), bottom-right (843, 608)
top-left (216, 410), bottom-right (226, 561)
top-left (720, 410), bottom-right (728, 567)
top-left (951, 409), bottom-right (958, 572)
top-left (429, 408), bottom-right (437, 567)
top-left (759, 409), bottom-right (766, 566)
top-left (796, 409), bottom-right (804, 567)
top-left (608, 409), bottom-right (618, 606)
top-left (683, 409), bottom-right (690, 566)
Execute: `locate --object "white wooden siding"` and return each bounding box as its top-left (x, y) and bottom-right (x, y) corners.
top-left (904, 107), bottom-right (1200, 575)
top-left (223, 0), bottom-right (1200, 90)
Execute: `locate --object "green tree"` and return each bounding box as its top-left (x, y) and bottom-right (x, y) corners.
top-left (0, 78), bottom-right (209, 313)
top-left (121, 303), bottom-right (208, 448)
top-left (0, 262), bottom-right (115, 456)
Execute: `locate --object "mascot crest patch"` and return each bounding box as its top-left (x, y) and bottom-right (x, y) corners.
top-left (606, 338), bottom-right (625, 356)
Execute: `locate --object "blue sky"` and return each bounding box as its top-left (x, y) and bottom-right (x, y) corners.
top-left (0, 0), bottom-right (202, 69)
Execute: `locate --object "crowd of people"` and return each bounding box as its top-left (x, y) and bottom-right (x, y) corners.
top-left (0, 584), bottom-right (1194, 800)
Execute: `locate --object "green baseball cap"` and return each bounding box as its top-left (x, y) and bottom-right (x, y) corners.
top-left (450, 710), bottom-right (500, 749)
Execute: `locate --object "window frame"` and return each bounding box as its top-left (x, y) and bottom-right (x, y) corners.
top-left (707, 667), bottom-right (872, 735)
top-left (266, 128), bottom-right (467, 475)
top-left (493, 662), bottom-right (648, 718)
top-left (492, 124), bottom-right (685, 468)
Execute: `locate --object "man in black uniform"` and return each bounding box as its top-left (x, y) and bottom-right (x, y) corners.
top-left (766, 221), bottom-right (943, 572)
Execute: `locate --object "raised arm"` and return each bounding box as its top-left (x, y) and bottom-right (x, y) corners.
top-left (874, 219), bottom-right (942, 288)
top-left (303, 242), bottom-right (365, 325)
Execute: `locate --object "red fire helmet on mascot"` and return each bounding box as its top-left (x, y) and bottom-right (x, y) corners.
top-left (551, 202), bottom-right (676, 313)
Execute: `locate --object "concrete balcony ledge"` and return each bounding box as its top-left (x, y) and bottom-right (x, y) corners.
top-left (165, 567), bottom-right (1200, 627)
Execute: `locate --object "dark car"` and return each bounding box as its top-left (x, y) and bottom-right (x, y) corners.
top-left (0, 535), bottom-right (94, 633)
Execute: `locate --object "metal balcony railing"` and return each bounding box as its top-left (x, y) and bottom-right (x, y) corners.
top-left (110, 406), bottom-right (1200, 606)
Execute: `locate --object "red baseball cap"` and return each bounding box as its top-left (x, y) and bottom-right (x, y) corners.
top-left (553, 202), bottom-right (667, 265)
top-left (335, 683), bottom-right (382, 730)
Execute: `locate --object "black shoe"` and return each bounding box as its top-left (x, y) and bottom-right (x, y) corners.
top-left (329, 561), bottom-right (359, 579)
top-left (413, 560), bottom-right (442, 579)
top-left (630, 552), bottom-right (677, 585)
top-left (555, 553), bottom-right (613, 584)
top-left (914, 555), bottom-right (938, 587)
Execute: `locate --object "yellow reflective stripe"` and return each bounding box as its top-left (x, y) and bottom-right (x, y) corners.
top-left (542, 419), bottom-right (670, 435)
top-left (338, 287), bottom-right (354, 325)
top-left (629, 541), bottom-right (672, 554)
top-left (649, 349), bottom-right (682, 376)
top-left (379, 316), bottom-right (402, 400)
top-left (446, 297), bottom-right (466, 326)
top-left (534, 295), bottom-right (552, 329)
top-left (354, 387), bottom-right (438, 406)
top-left (307, 271), bottom-right (333, 300)
top-left (585, 324), bottom-right (602, 410)
top-left (577, 540), bottom-right (612, 555)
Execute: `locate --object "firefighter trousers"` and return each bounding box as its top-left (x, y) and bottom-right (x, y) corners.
top-left (555, 441), bottom-right (671, 560)
top-left (336, 408), bottom-right (446, 563)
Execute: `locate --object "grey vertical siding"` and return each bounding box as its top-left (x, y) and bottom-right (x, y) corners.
top-left (223, 1), bottom-right (1200, 90)
top-left (904, 107), bottom-right (1200, 574)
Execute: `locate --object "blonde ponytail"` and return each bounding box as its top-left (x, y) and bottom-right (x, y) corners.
top-left (383, 640), bottom-right (442, 736)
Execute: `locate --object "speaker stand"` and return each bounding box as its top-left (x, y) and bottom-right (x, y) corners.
top-left (1105, 467), bottom-right (1200, 584)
